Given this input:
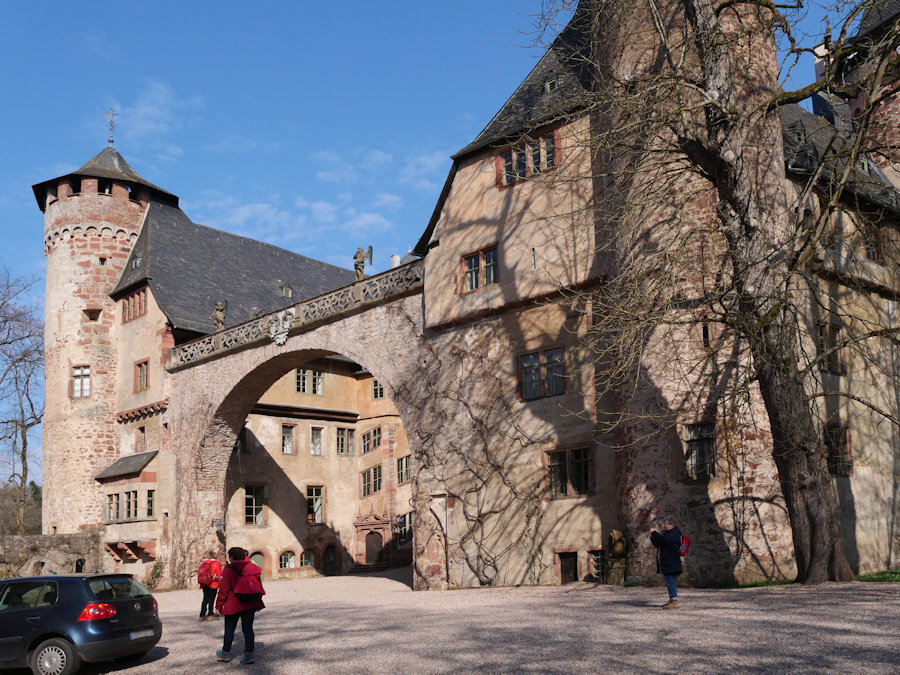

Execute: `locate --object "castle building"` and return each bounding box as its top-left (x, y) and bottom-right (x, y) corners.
top-left (33, 2), bottom-right (900, 587)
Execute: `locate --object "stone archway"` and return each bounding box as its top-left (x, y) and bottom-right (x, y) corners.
top-left (161, 293), bottom-right (440, 588)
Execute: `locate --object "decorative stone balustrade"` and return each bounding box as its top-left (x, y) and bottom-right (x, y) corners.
top-left (168, 259), bottom-right (424, 369)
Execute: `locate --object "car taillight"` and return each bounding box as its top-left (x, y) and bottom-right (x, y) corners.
top-left (77, 603), bottom-right (117, 621)
top-left (152, 597), bottom-right (158, 612)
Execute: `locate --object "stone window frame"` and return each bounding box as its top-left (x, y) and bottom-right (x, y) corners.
top-left (106, 493), bottom-right (121, 523)
top-left (816, 320), bottom-right (846, 375)
top-left (336, 427), bottom-right (355, 456)
top-left (278, 550), bottom-right (296, 569)
top-left (299, 550), bottom-right (315, 567)
top-left (684, 421), bottom-right (716, 481)
top-left (824, 425), bottom-right (853, 477)
top-left (361, 465), bottom-right (383, 498)
top-left (361, 426), bottom-right (382, 455)
top-left (310, 426), bottom-right (324, 456)
top-left (397, 455), bottom-right (411, 484)
top-left (234, 426), bottom-right (250, 455)
top-left (296, 368), bottom-right (324, 395)
top-left (244, 484), bottom-right (266, 526)
top-left (518, 345), bottom-right (566, 401)
top-left (495, 127), bottom-right (561, 190)
top-left (545, 445), bottom-right (593, 499)
top-left (70, 365), bottom-right (91, 399)
top-left (371, 379), bottom-right (385, 401)
top-left (136, 426), bottom-right (146, 454)
top-left (281, 424), bottom-right (297, 455)
top-left (134, 359), bottom-right (150, 393)
top-left (146, 489), bottom-right (155, 518)
top-left (306, 485), bottom-right (325, 524)
top-left (460, 243), bottom-right (500, 295)
top-left (395, 512), bottom-right (414, 547)
top-left (124, 490), bottom-right (138, 520)
top-left (122, 286), bottom-right (148, 324)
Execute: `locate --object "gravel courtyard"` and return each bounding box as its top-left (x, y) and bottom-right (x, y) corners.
top-left (68, 569), bottom-right (899, 674)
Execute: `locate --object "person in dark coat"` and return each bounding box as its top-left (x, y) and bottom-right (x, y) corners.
top-left (650, 518), bottom-right (683, 608)
top-left (215, 547), bottom-right (265, 664)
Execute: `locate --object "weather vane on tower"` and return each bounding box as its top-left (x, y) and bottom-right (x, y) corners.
top-left (104, 108), bottom-right (118, 145)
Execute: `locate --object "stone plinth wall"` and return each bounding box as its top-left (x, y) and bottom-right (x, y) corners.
top-left (0, 530), bottom-right (109, 578)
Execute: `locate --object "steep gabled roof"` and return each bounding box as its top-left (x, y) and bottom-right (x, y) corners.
top-left (32, 145), bottom-right (175, 209)
top-left (112, 202), bottom-right (357, 334)
top-left (781, 103), bottom-right (900, 215)
top-left (856, 0), bottom-right (900, 40)
top-left (453, 5), bottom-right (594, 160)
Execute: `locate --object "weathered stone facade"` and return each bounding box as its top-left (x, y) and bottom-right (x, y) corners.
top-left (32, 4), bottom-right (900, 591)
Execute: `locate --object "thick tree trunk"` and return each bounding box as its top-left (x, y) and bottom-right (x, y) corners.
top-left (754, 328), bottom-right (855, 583)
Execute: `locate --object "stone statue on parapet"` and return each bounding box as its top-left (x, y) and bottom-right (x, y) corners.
top-left (354, 246), bottom-right (373, 281)
top-left (211, 301), bottom-right (227, 332)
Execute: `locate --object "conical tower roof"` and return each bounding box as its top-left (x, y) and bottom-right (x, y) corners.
top-left (32, 144), bottom-right (176, 211)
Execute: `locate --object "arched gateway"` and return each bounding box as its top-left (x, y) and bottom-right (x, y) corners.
top-left (162, 266), bottom-right (446, 590)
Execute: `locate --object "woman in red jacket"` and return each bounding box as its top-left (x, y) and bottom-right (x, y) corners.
top-left (198, 551), bottom-right (222, 621)
top-left (215, 547), bottom-right (265, 665)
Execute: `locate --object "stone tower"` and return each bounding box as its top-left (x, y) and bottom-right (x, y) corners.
top-left (32, 146), bottom-right (177, 534)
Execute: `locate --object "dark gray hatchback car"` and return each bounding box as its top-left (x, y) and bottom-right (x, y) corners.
top-left (0, 574), bottom-right (162, 675)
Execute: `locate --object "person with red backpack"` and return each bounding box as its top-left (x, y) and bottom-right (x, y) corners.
top-left (650, 518), bottom-right (683, 609)
top-left (197, 551), bottom-right (222, 621)
top-left (215, 547), bottom-right (265, 665)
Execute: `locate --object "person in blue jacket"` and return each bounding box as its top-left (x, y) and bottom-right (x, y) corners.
top-left (650, 518), bottom-right (683, 608)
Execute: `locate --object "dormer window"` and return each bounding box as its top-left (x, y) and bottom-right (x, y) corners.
top-left (498, 130), bottom-right (560, 188)
top-left (282, 284), bottom-right (293, 299)
top-left (544, 75), bottom-right (558, 94)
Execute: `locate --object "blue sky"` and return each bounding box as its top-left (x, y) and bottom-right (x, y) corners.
top-left (0, 2), bottom-right (842, 289)
top-left (1, 2), bottom-right (567, 285)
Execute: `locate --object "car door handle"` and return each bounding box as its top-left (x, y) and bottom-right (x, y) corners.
top-left (26, 616), bottom-right (41, 622)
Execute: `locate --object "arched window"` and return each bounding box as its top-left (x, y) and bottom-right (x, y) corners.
top-left (300, 550), bottom-right (315, 567)
top-left (279, 551), bottom-right (296, 569)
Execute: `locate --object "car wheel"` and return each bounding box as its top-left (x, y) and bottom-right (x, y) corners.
top-left (30, 638), bottom-right (81, 675)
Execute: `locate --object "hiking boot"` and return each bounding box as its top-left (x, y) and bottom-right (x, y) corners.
top-left (217, 650), bottom-right (235, 662)
top-left (241, 653), bottom-right (255, 665)
top-left (663, 599), bottom-right (680, 609)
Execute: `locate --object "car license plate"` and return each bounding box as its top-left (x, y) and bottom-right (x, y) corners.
top-left (130, 629), bottom-right (154, 640)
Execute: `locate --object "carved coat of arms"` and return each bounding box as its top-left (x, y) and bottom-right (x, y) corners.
top-left (267, 308), bottom-right (295, 345)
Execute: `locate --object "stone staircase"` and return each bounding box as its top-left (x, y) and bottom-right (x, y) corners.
top-left (345, 562), bottom-right (391, 575)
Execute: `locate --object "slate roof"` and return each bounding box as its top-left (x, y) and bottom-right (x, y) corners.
top-left (453, 3), bottom-right (594, 159)
top-left (32, 145), bottom-right (175, 209)
top-left (856, 0), bottom-right (900, 40)
top-left (112, 202), bottom-right (358, 334)
top-left (781, 103), bottom-right (900, 215)
top-left (95, 450), bottom-right (157, 481)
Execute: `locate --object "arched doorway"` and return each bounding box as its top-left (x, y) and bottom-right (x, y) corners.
top-left (323, 545), bottom-right (337, 576)
top-left (250, 551), bottom-right (266, 580)
top-left (365, 532), bottom-right (384, 564)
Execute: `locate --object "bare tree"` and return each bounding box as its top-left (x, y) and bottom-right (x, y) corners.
top-left (524, 0), bottom-right (900, 582)
top-left (0, 268), bottom-right (44, 535)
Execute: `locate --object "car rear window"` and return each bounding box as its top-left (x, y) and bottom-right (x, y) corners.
top-left (87, 577), bottom-right (151, 600)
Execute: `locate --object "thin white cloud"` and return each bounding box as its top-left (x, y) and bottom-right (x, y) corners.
top-left (373, 192), bottom-right (403, 210)
top-left (204, 134), bottom-right (281, 154)
top-left (361, 149), bottom-right (393, 170)
top-left (311, 201), bottom-right (338, 223)
top-left (400, 150), bottom-right (450, 191)
top-left (342, 210), bottom-right (392, 237)
top-left (110, 80), bottom-right (203, 165)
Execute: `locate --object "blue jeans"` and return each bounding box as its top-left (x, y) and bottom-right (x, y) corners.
top-left (663, 574), bottom-right (678, 599)
top-left (222, 609), bottom-right (256, 654)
